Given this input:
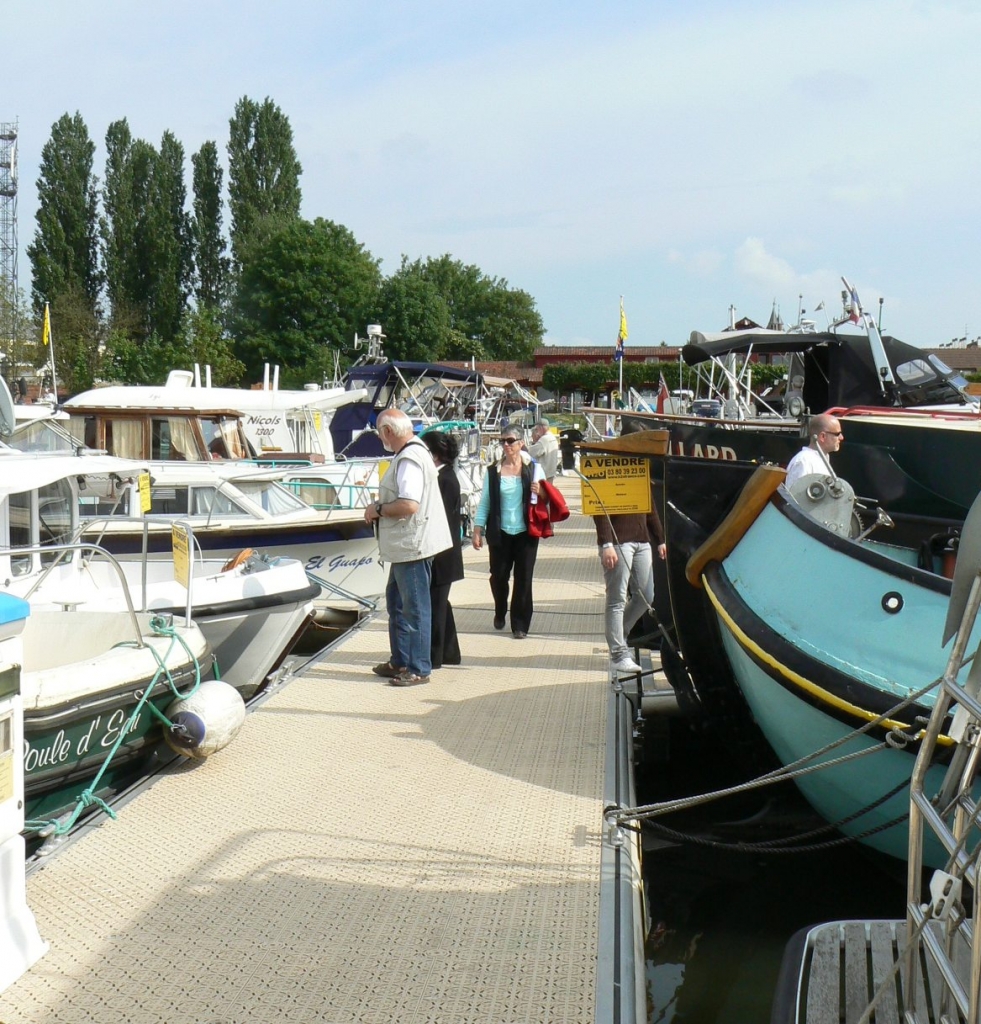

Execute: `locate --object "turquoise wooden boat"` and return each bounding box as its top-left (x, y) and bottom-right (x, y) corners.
top-left (687, 466), bottom-right (979, 865)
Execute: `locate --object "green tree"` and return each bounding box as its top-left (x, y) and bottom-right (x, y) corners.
top-left (191, 140), bottom-right (228, 310)
top-left (375, 259), bottom-right (457, 362)
top-left (399, 255), bottom-right (543, 360)
top-left (230, 217), bottom-right (381, 384)
top-left (101, 123), bottom-right (192, 346)
top-left (227, 96), bottom-right (302, 268)
top-left (28, 112), bottom-right (102, 318)
top-left (101, 118), bottom-right (137, 328)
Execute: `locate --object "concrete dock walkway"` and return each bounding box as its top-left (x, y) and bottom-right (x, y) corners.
top-left (0, 476), bottom-right (617, 1024)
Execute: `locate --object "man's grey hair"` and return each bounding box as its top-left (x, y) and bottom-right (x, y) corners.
top-left (376, 409), bottom-right (414, 439)
top-left (539, 417), bottom-right (550, 428)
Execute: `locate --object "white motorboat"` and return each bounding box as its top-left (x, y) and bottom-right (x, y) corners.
top-left (0, 452), bottom-right (324, 698)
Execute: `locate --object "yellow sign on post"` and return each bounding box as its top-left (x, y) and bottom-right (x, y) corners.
top-left (171, 524), bottom-right (190, 589)
top-left (579, 455), bottom-right (651, 516)
top-left (138, 472), bottom-right (152, 514)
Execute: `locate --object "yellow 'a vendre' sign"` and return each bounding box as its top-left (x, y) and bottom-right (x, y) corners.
top-left (580, 456), bottom-right (651, 515)
top-left (171, 524), bottom-right (191, 588)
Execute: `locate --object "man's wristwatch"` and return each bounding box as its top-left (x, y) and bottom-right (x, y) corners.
top-left (374, 502), bottom-right (384, 518)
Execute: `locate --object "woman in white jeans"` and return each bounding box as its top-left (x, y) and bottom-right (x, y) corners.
top-left (594, 499), bottom-right (665, 673)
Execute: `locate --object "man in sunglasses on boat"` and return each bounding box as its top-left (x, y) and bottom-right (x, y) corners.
top-left (785, 412), bottom-right (843, 488)
top-left (365, 409), bottom-right (452, 686)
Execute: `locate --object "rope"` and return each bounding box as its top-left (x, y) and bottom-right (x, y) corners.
top-left (25, 615), bottom-right (203, 837)
top-left (613, 672), bottom-right (941, 826)
top-left (629, 776), bottom-right (912, 855)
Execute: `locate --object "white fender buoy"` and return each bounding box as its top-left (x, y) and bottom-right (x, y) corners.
top-left (164, 680), bottom-right (246, 760)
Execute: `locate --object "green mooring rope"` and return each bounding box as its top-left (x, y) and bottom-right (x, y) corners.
top-left (24, 615), bottom-right (204, 837)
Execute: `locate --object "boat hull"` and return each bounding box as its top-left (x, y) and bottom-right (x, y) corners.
top-left (22, 611), bottom-right (213, 823)
top-left (698, 492), bottom-right (977, 866)
top-left (91, 518), bottom-right (386, 603)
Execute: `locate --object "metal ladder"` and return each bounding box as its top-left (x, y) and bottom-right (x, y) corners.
top-left (903, 536), bottom-right (981, 1022)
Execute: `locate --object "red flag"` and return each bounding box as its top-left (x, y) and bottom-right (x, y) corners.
top-left (656, 374), bottom-right (669, 414)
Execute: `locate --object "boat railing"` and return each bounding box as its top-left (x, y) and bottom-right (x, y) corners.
top-left (281, 478), bottom-right (375, 510)
top-left (303, 569), bottom-right (377, 613)
top-left (74, 515), bottom-right (202, 625)
top-left (3, 540), bottom-right (149, 648)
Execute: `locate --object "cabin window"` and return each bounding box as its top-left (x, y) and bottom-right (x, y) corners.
top-left (37, 480), bottom-right (73, 563)
top-left (189, 488), bottom-right (246, 517)
top-left (895, 359), bottom-right (935, 387)
top-left (8, 491), bottom-right (32, 576)
top-left (201, 417), bottom-right (249, 460)
top-left (151, 418), bottom-right (203, 461)
top-left (148, 487), bottom-right (189, 516)
top-left (107, 419), bottom-right (144, 459)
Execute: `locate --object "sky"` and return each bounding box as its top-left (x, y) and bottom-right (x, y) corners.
top-left (4, 0), bottom-right (981, 351)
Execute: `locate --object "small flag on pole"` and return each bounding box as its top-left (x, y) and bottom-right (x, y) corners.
top-left (656, 373), bottom-right (670, 414)
top-left (42, 303), bottom-right (51, 347)
top-left (613, 299), bottom-right (627, 361)
top-left (841, 277), bottom-right (862, 325)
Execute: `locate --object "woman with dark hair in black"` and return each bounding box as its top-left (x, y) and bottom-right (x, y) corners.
top-left (421, 430), bottom-right (465, 669)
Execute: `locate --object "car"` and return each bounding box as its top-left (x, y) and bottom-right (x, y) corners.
top-left (690, 398), bottom-right (723, 418)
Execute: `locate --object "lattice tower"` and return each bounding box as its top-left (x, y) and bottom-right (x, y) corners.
top-left (0, 121), bottom-right (17, 346)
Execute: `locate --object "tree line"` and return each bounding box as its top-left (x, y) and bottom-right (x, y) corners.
top-left (14, 97), bottom-right (545, 393)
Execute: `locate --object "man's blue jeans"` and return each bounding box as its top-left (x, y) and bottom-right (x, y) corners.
top-left (386, 558), bottom-right (434, 676)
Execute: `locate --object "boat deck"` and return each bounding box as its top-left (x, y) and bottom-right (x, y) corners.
top-left (0, 475), bottom-right (629, 1024)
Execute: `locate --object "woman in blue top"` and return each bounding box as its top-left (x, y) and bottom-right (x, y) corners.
top-left (472, 433), bottom-right (544, 639)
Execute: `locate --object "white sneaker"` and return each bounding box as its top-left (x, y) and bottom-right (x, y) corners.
top-left (611, 655), bottom-right (642, 674)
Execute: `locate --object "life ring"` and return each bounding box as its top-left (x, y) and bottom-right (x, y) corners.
top-left (221, 548), bottom-right (256, 572)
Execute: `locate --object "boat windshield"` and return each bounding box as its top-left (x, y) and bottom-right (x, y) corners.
top-left (233, 480), bottom-right (310, 515)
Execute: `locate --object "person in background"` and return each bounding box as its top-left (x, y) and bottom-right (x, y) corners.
top-left (527, 419), bottom-right (560, 481)
top-left (472, 433), bottom-right (544, 639)
top-left (594, 490), bottom-right (665, 674)
top-left (365, 409), bottom-right (452, 686)
top-left (785, 412), bottom-right (843, 488)
top-left (422, 430), bottom-right (464, 670)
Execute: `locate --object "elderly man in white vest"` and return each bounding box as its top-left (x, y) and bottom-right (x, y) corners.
top-left (364, 409), bottom-right (452, 686)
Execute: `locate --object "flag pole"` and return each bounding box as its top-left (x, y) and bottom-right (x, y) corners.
top-left (618, 295), bottom-right (624, 403)
top-left (41, 302), bottom-right (58, 403)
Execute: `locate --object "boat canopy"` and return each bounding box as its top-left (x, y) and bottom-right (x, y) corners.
top-left (683, 328), bottom-right (971, 411)
top-left (0, 451), bottom-right (149, 499)
top-left (345, 362), bottom-right (483, 386)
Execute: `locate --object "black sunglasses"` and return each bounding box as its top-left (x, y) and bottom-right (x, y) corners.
top-left (501, 437), bottom-right (519, 445)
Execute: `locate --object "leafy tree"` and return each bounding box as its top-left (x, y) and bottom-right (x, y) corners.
top-left (28, 112), bottom-right (101, 318)
top-left (191, 140), bottom-right (229, 309)
top-left (146, 131), bottom-right (193, 346)
top-left (230, 217), bottom-right (381, 384)
top-left (375, 260), bottom-right (457, 362)
top-left (397, 255), bottom-right (543, 360)
top-left (101, 123), bottom-right (192, 346)
top-left (227, 96), bottom-right (302, 268)
top-left (101, 118), bottom-right (137, 327)
top-left (39, 287), bottom-right (104, 395)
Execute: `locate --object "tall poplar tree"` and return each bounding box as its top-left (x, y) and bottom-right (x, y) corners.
top-left (28, 112), bottom-right (101, 315)
top-left (101, 118), bottom-right (137, 330)
top-left (191, 140), bottom-right (228, 309)
top-left (153, 130), bottom-right (193, 344)
top-left (28, 112), bottom-right (103, 393)
top-left (227, 96), bottom-right (302, 268)
top-left (101, 122), bottom-right (192, 347)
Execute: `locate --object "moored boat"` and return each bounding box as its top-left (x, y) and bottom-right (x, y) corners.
top-left (686, 463), bottom-right (977, 865)
top-left (0, 452), bottom-right (324, 698)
